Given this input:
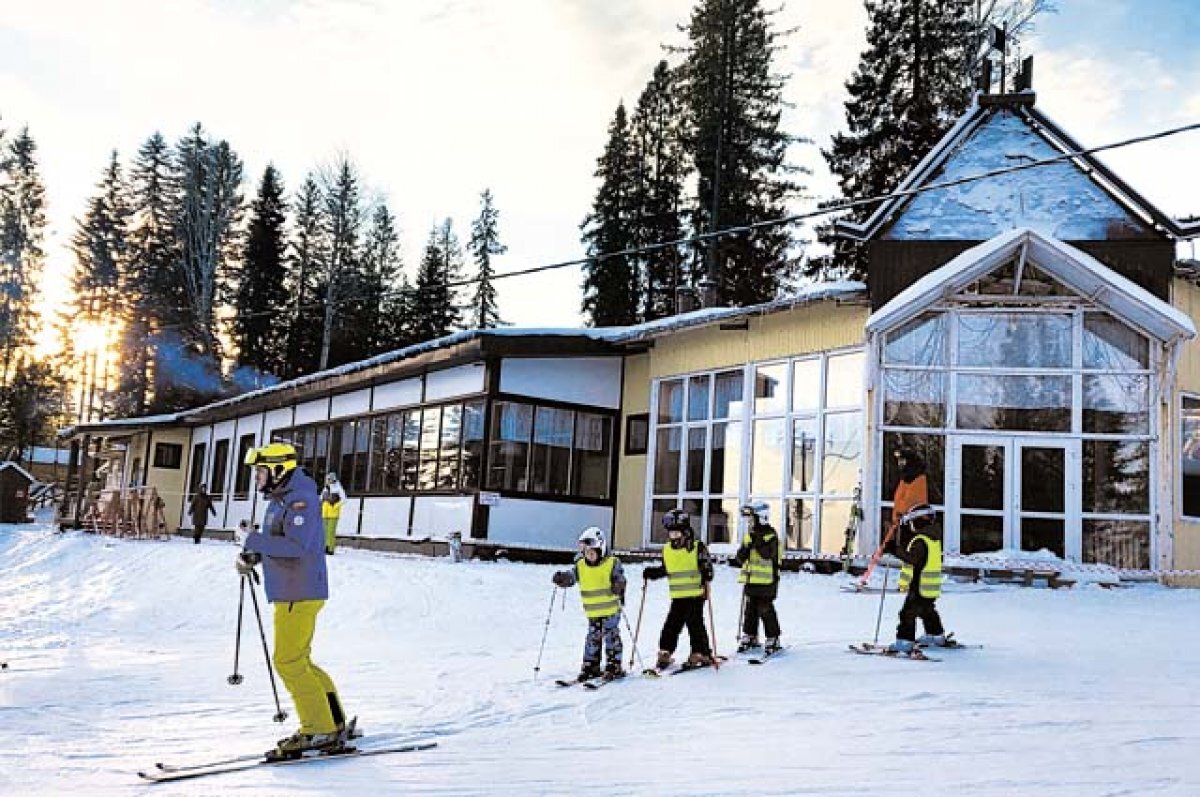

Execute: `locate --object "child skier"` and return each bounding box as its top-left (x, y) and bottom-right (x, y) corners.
top-left (551, 527), bottom-right (627, 682)
top-left (885, 503), bottom-right (949, 653)
top-left (733, 501), bottom-right (783, 654)
top-left (643, 509), bottom-right (714, 670)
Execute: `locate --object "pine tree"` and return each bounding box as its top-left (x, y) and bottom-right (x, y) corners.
top-left (231, 165), bottom-right (289, 381)
top-left (124, 132), bottom-right (179, 415)
top-left (0, 127), bottom-right (47, 387)
top-left (282, 174), bottom-right (326, 378)
top-left (814, 0), bottom-right (1049, 281)
top-left (629, 61), bottom-right (687, 321)
top-left (173, 124), bottom-right (244, 363)
top-left (581, 103), bottom-right (640, 327)
top-left (71, 151), bottom-right (131, 421)
top-left (318, 157), bottom-right (366, 369)
top-left (677, 0), bottom-right (802, 307)
top-left (467, 189), bottom-right (506, 329)
top-left (412, 219), bottom-right (463, 342)
top-left (0, 359), bottom-right (69, 458)
top-left (359, 202), bottom-right (406, 354)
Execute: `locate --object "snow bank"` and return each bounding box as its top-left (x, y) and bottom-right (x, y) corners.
top-left (3, 515), bottom-right (1199, 795)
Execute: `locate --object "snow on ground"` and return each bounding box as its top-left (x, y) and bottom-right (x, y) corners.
top-left (3, 513), bottom-right (1200, 796)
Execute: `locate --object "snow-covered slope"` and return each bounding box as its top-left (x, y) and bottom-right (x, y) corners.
top-left (2, 515), bottom-right (1199, 796)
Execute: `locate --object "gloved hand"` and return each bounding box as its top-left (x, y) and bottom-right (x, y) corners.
top-left (236, 551), bottom-right (262, 576)
top-left (552, 571), bottom-right (572, 588)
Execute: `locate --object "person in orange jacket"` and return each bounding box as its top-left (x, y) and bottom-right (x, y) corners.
top-left (891, 449), bottom-right (929, 530)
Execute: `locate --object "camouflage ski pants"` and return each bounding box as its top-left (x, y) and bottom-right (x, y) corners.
top-left (582, 613), bottom-right (623, 668)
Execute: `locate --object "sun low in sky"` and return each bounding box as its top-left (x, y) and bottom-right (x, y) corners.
top-left (3, 0), bottom-right (1197, 359)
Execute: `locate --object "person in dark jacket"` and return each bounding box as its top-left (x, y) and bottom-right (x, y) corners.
top-left (237, 443), bottom-right (350, 757)
top-left (643, 509), bottom-right (714, 670)
top-left (188, 484), bottom-right (217, 544)
top-left (885, 503), bottom-right (948, 653)
top-left (732, 501), bottom-right (782, 654)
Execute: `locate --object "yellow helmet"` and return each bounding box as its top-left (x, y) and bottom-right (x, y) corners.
top-left (244, 442), bottom-right (298, 477)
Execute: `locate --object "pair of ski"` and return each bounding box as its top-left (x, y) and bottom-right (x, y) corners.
top-left (848, 634), bottom-right (979, 662)
top-left (137, 735), bottom-right (438, 783)
top-left (555, 673), bottom-right (630, 690)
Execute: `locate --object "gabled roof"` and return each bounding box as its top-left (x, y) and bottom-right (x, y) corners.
top-left (0, 461), bottom-right (37, 483)
top-left (866, 228), bottom-right (1197, 343)
top-left (837, 93), bottom-right (1200, 243)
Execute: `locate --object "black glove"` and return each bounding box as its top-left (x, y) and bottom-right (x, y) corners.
top-left (643, 565), bottom-right (666, 581)
top-left (552, 571), bottom-right (572, 588)
top-left (236, 551), bottom-right (262, 577)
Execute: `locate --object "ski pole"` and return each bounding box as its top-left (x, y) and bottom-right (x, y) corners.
top-left (245, 573), bottom-right (288, 723)
top-left (532, 586), bottom-right (557, 681)
top-left (735, 588), bottom-right (746, 651)
top-left (627, 579), bottom-right (651, 674)
top-left (858, 522), bottom-right (898, 588)
top-left (619, 608), bottom-right (652, 677)
top-left (872, 557), bottom-right (892, 645)
top-left (227, 574), bottom-right (247, 685)
top-left (706, 585), bottom-right (720, 670)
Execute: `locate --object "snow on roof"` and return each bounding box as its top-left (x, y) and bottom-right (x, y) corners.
top-left (0, 461), bottom-right (37, 482)
top-left (61, 281), bottom-right (865, 436)
top-left (866, 228), bottom-right (1197, 342)
top-left (838, 93), bottom-right (1200, 242)
top-left (597, 280), bottom-right (867, 343)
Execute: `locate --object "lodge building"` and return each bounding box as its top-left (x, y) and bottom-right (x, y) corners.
top-left (59, 94), bottom-right (1200, 584)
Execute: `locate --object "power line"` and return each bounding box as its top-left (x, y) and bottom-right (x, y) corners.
top-left (78, 117), bottom-right (1200, 328)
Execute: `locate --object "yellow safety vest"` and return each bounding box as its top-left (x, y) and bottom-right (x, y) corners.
top-left (663, 543), bottom-right (704, 599)
top-left (899, 534), bottom-right (942, 598)
top-left (576, 556), bottom-right (620, 619)
top-left (321, 488), bottom-right (343, 519)
top-left (738, 530), bottom-right (781, 586)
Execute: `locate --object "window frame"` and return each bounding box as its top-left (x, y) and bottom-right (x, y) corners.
top-left (152, 442), bottom-right (183, 470)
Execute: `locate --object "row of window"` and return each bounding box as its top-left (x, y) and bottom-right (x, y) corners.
top-left (184, 398), bottom-right (616, 503)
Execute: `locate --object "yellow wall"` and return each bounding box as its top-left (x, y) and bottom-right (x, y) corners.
top-left (612, 299), bottom-right (869, 550)
top-left (144, 428), bottom-right (192, 533)
top-left (1169, 277), bottom-right (1200, 583)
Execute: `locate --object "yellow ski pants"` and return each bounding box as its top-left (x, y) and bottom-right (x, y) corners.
top-left (273, 600), bottom-right (341, 734)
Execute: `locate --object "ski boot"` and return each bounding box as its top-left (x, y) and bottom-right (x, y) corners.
top-left (736, 634), bottom-right (760, 653)
top-left (269, 729), bottom-right (344, 760)
top-left (682, 651), bottom-right (713, 670)
top-left (603, 660), bottom-right (626, 681)
top-left (576, 662), bottom-right (603, 682)
top-left (763, 636), bottom-right (782, 655)
top-left (885, 638), bottom-right (915, 655)
top-left (916, 633), bottom-right (947, 648)
top-left (655, 649), bottom-right (674, 671)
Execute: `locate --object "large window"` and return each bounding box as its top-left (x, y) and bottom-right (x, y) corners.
top-left (880, 298), bottom-right (1155, 568)
top-left (273, 398), bottom-right (493, 497)
top-left (234, 434), bottom-right (255, 499)
top-left (188, 442), bottom-right (207, 498)
top-left (649, 351), bottom-right (864, 550)
top-left (210, 439), bottom-right (230, 499)
top-left (486, 400), bottom-right (615, 499)
top-left (1182, 396), bottom-right (1200, 519)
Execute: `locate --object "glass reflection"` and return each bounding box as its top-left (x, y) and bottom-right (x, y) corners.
top-left (885, 313), bottom-right (947, 366)
top-left (957, 313), bottom-right (1072, 369)
top-left (956, 374), bottom-right (1071, 432)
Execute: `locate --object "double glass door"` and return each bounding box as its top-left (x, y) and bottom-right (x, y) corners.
top-left (949, 437), bottom-right (1079, 559)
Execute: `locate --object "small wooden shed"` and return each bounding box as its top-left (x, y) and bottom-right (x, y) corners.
top-left (0, 462), bottom-right (36, 523)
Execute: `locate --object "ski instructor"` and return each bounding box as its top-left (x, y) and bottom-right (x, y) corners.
top-left (237, 442), bottom-right (351, 756)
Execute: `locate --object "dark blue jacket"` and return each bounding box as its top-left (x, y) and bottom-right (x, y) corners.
top-left (243, 468), bottom-right (328, 603)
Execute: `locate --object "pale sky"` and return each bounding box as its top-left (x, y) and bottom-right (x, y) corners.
top-left (1, 0), bottom-right (1198, 343)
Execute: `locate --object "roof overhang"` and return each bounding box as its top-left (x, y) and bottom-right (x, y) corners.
top-left (866, 228), bottom-right (1197, 343)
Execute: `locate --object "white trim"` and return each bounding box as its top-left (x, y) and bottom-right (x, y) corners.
top-left (866, 229), bottom-right (1196, 344)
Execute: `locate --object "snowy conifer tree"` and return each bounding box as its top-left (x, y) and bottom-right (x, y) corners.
top-left (467, 189), bottom-right (505, 330)
top-left (677, 0), bottom-right (802, 307)
top-left (0, 127), bottom-right (47, 387)
top-left (231, 165), bottom-right (289, 380)
top-left (412, 219), bottom-right (463, 342)
top-left (581, 103), bottom-right (639, 327)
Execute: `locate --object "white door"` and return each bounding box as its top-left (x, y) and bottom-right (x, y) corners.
top-left (949, 436), bottom-right (1079, 560)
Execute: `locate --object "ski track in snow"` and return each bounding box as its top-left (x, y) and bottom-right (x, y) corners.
top-left (2, 513), bottom-right (1200, 796)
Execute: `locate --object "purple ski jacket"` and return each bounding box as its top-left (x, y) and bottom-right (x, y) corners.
top-left (243, 468), bottom-right (329, 603)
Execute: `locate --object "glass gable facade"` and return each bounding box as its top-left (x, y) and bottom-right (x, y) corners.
top-left (878, 261), bottom-right (1156, 569)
